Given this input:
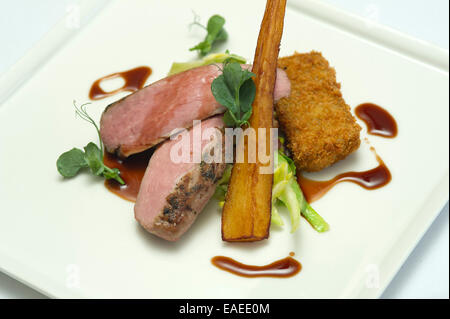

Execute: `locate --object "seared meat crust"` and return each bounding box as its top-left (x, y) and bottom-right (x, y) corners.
top-left (152, 160), bottom-right (226, 232)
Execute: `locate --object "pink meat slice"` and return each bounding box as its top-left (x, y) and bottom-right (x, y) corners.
top-left (134, 116), bottom-right (226, 242)
top-left (100, 64), bottom-right (291, 157)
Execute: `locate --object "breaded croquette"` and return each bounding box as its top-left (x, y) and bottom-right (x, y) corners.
top-left (276, 52), bottom-right (361, 172)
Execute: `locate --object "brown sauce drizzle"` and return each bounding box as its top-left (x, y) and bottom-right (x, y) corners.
top-left (89, 66), bottom-right (152, 100)
top-left (355, 103), bottom-right (398, 138)
top-left (298, 148), bottom-right (391, 203)
top-left (211, 256), bottom-right (302, 278)
top-left (103, 150), bottom-right (154, 202)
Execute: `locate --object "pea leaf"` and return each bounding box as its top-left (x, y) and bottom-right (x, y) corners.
top-left (239, 79), bottom-right (256, 112)
top-left (56, 148), bottom-right (88, 178)
top-left (211, 76), bottom-right (236, 112)
top-left (223, 110), bottom-right (238, 127)
top-left (223, 62), bottom-right (244, 92)
top-left (84, 142), bottom-right (104, 176)
top-left (190, 41), bottom-right (211, 56)
top-left (103, 167), bottom-right (124, 184)
top-left (207, 15), bottom-right (226, 36)
top-left (211, 62), bottom-right (256, 127)
top-left (215, 29), bottom-right (228, 42)
top-left (56, 102), bottom-right (125, 185)
top-left (190, 15), bottom-right (228, 56)
top-left (241, 109), bottom-right (252, 124)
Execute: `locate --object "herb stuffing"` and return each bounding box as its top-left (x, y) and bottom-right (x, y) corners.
top-left (190, 14), bottom-right (228, 56)
top-left (56, 102), bottom-right (124, 185)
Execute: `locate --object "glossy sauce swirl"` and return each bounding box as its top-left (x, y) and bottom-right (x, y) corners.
top-left (211, 255), bottom-right (302, 278)
top-left (89, 66), bottom-right (152, 100)
top-left (355, 103), bottom-right (398, 138)
top-left (298, 148), bottom-right (391, 203)
top-left (103, 150), bottom-right (153, 202)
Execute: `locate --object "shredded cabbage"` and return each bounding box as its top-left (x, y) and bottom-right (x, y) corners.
top-left (214, 151), bottom-right (329, 233)
top-left (273, 150), bottom-right (329, 233)
top-left (168, 52), bottom-right (246, 76)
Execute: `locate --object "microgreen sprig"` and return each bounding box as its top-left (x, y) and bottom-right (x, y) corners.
top-left (211, 61), bottom-right (256, 127)
top-left (56, 102), bottom-right (124, 185)
top-left (190, 14), bottom-right (228, 56)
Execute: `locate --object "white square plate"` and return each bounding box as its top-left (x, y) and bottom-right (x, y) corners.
top-left (0, 0), bottom-right (448, 298)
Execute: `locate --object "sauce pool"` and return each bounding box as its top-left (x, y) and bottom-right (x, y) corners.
top-left (103, 150), bottom-right (153, 202)
top-left (89, 66), bottom-right (152, 100)
top-left (298, 148), bottom-right (391, 203)
top-left (211, 256), bottom-right (302, 278)
top-left (355, 103), bottom-right (398, 138)
top-left (299, 103), bottom-right (397, 202)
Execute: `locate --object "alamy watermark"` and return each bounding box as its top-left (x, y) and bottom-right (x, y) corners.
top-left (365, 263), bottom-right (380, 289)
top-left (66, 263), bottom-right (81, 289)
top-left (364, 4), bottom-right (380, 28)
top-left (65, 4), bottom-right (80, 29)
top-left (169, 120), bottom-right (278, 174)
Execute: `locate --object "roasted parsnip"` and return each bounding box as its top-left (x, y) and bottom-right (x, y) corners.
top-left (221, 0), bottom-right (287, 242)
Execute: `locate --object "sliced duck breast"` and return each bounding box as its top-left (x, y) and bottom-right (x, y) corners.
top-left (134, 116), bottom-right (226, 241)
top-left (100, 65), bottom-right (291, 157)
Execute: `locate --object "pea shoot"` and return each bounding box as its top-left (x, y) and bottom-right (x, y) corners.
top-left (211, 61), bottom-right (256, 127)
top-left (190, 14), bottom-right (228, 56)
top-left (56, 102), bottom-right (124, 185)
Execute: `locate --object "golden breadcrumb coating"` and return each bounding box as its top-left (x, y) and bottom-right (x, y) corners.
top-left (276, 51), bottom-right (361, 172)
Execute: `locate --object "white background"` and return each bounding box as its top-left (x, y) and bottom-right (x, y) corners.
top-left (0, 0), bottom-right (448, 299)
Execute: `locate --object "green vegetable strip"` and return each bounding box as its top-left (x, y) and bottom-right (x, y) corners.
top-left (301, 201), bottom-right (330, 233)
top-left (290, 175), bottom-right (329, 233)
top-left (168, 52), bottom-right (246, 76)
top-left (213, 164), bottom-right (232, 201)
top-left (278, 179), bottom-right (301, 233)
top-left (275, 150), bottom-right (329, 233)
top-left (275, 152), bottom-right (301, 233)
top-left (215, 150), bottom-right (329, 233)
top-left (271, 205), bottom-right (284, 226)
